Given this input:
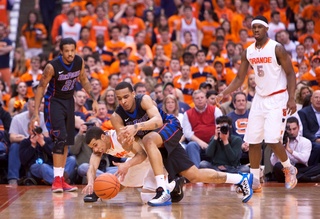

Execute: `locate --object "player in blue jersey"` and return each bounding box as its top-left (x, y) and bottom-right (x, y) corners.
top-left (31, 38), bottom-right (97, 193)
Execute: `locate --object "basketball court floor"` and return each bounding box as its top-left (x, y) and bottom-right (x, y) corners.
top-left (0, 182), bottom-right (319, 219)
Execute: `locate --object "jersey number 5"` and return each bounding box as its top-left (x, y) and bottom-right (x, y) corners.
top-left (257, 65), bottom-right (264, 77)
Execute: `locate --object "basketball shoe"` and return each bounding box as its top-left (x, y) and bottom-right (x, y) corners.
top-left (52, 176), bottom-right (63, 193)
top-left (170, 177), bottom-right (185, 203)
top-left (84, 192), bottom-right (99, 202)
top-left (147, 187), bottom-right (172, 207)
top-left (62, 177), bottom-right (78, 192)
top-left (283, 166), bottom-right (297, 190)
top-left (237, 173), bottom-right (253, 203)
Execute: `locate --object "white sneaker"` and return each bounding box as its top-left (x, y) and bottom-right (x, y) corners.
top-left (283, 166), bottom-right (297, 190)
top-left (147, 187), bottom-right (172, 207)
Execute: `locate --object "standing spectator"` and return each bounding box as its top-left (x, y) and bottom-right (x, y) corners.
top-left (58, 9), bottom-right (81, 42)
top-left (76, 27), bottom-right (96, 56)
top-left (298, 19), bottom-right (320, 50)
top-left (8, 98), bottom-right (48, 186)
top-left (51, 2), bottom-right (72, 44)
top-left (87, 5), bottom-right (110, 43)
top-left (117, 4), bottom-right (145, 37)
top-left (0, 23), bottom-right (13, 94)
top-left (20, 56), bottom-right (43, 99)
top-left (300, 0), bottom-right (320, 34)
top-left (176, 6), bottom-right (203, 49)
top-left (20, 11), bottom-right (47, 59)
top-left (267, 11), bottom-right (286, 40)
top-left (298, 90), bottom-right (320, 166)
top-left (182, 90), bottom-right (223, 167)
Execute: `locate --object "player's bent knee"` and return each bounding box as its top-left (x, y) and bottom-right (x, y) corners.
top-left (52, 140), bottom-right (66, 154)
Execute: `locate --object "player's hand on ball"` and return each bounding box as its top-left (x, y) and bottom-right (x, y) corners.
top-left (82, 184), bottom-right (93, 195)
top-left (113, 161), bottom-right (129, 182)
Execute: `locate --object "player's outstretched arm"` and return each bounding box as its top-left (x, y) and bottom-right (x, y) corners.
top-left (31, 63), bottom-right (54, 130)
top-left (82, 152), bottom-right (102, 195)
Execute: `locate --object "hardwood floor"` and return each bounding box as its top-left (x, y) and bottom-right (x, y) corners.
top-left (0, 182), bottom-right (319, 219)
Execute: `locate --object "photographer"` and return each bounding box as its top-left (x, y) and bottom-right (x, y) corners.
top-left (19, 123), bottom-right (77, 185)
top-left (270, 117), bottom-right (320, 182)
top-left (199, 116), bottom-right (250, 173)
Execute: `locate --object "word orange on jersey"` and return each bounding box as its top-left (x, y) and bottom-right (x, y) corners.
top-left (249, 57), bottom-right (272, 65)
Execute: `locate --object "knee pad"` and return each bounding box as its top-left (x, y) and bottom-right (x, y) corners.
top-left (52, 140), bottom-right (66, 154)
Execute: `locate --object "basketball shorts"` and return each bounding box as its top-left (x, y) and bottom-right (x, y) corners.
top-left (244, 91), bottom-right (288, 144)
top-left (44, 96), bottom-right (75, 145)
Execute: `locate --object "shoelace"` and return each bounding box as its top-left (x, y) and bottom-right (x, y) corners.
top-left (241, 178), bottom-right (250, 195)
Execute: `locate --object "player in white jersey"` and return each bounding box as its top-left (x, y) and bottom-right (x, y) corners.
top-left (81, 127), bottom-right (183, 203)
top-left (215, 15), bottom-right (298, 192)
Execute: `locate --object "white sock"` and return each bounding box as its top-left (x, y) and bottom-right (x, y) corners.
top-left (225, 173), bottom-right (243, 184)
top-left (250, 168), bottom-right (260, 181)
top-left (281, 158), bottom-right (291, 168)
top-left (54, 167), bottom-right (64, 177)
top-left (155, 175), bottom-right (167, 191)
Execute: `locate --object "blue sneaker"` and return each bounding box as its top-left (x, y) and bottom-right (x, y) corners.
top-left (237, 173), bottom-right (253, 203)
top-left (147, 187), bottom-right (172, 207)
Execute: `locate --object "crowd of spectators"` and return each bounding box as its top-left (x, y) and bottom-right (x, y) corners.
top-left (1, 0), bottom-right (320, 185)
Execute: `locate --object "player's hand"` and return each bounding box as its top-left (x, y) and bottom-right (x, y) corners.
top-left (120, 125), bottom-right (138, 142)
top-left (287, 99), bottom-right (297, 115)
top-left (30, 115), bottom-right (40, 130)
top-left (92, 100), bottom-right (98, 115)
top-left (82, 184), bottom-right (94, 195)
top-left (113, 161), bottom-right (129, 182)
top-left (215, 93), bottom-right (224, 106)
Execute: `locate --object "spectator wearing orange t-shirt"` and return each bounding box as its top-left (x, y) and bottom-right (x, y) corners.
top-left (190, 50), bottom-right (217, 84)
top-left (238, 29), bottom-right (254, 49)
top-left (249, 0), bottom-right (270, 17)
top-left (301, 55), bottom-right (320, 91)
top-left (105, 26), bottom-right (127, 57)
top-left (152, 28), bottom-right (173, 59)
top-left (20, 11), bottom-right (47, 59)
top-left (215, 0), bottom-right (234, 23)
top-left (298, 20), bottom-right (320, 51)
top-left (201, 9), bottom-right (220, 52)
top-left (76, 27), bottom-right (96, 56)
top-left (231, 1), bottom-right (251, 42)
top-left (129, 43), bottom-right (153, 70)
top-left (19, 56), bottom-right (42, 98)
top-left (300, 0), bottom-right (320, 34)
top-left (291, 44), bottom-right (310, 71)
top-left (87, 5), bottom-right (110, 43)
top-left (118, 5), bottom-right (145, 37)
top-left (176, 6), bottom-right (203, 49)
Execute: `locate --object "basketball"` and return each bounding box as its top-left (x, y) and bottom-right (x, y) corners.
top-left (93, 173), bottom-right (121, 200)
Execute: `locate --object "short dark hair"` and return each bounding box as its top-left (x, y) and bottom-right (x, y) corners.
top-left (133, 82), bottom-right (146, 92)
top-left (115, 81), bottom-right (134, 92)
top-left (216, 115), bottom-right (232, 126)
top-left (59, 37), bottom-right (77, 51)
top-left (252, 15), bottom-right (268, 24)
top-left (286, 117), bottom-right (299, 126)
top-left (206, 90), bottom-right (218, 99)
top-left (85, 126), bottom-right (105, 144)
top-left (232, 91), bottom-right (247, 103)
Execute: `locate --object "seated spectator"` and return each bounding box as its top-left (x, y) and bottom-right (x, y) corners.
top-left (298, 90), bottom-right (320, 166)
top-left (199, 116), bottom-right (249, 173)
top-left (162, 94), bottom-right (183, 124)
top-left (182, 90), bottom-right (223, 167)
top-left (0, 103), bottom-right (11, 159)
top-left (19, 123), bottom-right (77, 185)
top-left (206, 90), bottom-right (218, 106)
top-left (8, 82), bottom-right (28, 117)
top-left (100, 88), bottom-right (118, 119)
top-left (8, 98), bottom-right (48, 186)
top-left (270, 117), bottom-right (320, 183)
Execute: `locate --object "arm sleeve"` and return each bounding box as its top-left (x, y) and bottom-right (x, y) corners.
top-left (181, 112), bottom-right (194, 140)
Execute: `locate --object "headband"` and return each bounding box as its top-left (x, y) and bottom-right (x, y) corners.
top-left (251, 20), bottom-right (269, 28)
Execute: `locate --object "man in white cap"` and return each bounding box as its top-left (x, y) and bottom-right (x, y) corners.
top-left (216, 15), bottom-right (298, 192)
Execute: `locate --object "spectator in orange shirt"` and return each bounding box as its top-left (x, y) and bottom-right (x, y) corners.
top-left (127, 31), bottom-right (153, 60)
top-left (296, 61), bottom-right (310, 84)
top-left (292, 44), bottom-right (310, 70)
top-left (80, 2), bottom-right (96, 27)
top-left (176, 6), bottom-right (203, 49)
top-left (20, 10), bottom-right (47, 59)
top-left (301, 55), bottom-right (320, 91)
top-left (300, 0), bottom-right (320, 34)
top-left (201, 9), bottom-right (220, 53)
top-left (129, 43), bottom-right (153, 70)
top-left (76, 27), bottom-right (96, 56)
top-left (303, 36), bottom-right (316, 59)
top-left (215, 0), bottom-right (234, 23)
top-left (249, 0), bottom-right (270, 16)
top-left (190, 50), bottom-right (217, 83)
top-left (118, 4), bottom-right (146, 37)
top-left (298, 20), bottom-right (320, 51)
top-left (221, 20), bottom-right (237, 42)
top-left (51, 3), bottom-right (73, 44)
top-left (262, 0), bottom-right (287, 26)
top-left (105, 26), bottom-right (127, 57)
top-left (171, 41), bottom-right (184, 61)
top-left (231, 1), bottom-right (251, 42)
top-left (238, 29), bottom-right (254, 49)
top-left (154, 14), bottom-right (173, 44)
top-left (152, 27), bottom-right (173, 59)
top-left (87, 5), bottom-right (110, 43)
top-left (19, 56), bottom-right (43, 99)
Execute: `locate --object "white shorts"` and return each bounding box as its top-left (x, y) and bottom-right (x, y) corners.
top-left (120, 158), bottom-right (168, 191)
top-left (244, 91), bottom-right (288, 144)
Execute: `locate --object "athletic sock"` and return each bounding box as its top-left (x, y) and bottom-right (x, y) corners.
top-left (155, 175), bottom-right (168, 192)
top-left (281, 158), bottom-right (291, 168)
top-left (250, 168), bottom-right (260, 181)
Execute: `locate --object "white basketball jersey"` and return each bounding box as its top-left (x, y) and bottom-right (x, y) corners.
top-left (246, 39), bottom-right (287, 96)
top-left (107, 130), bottom-right (135, 158)
top-left (180, 18), bottom-right (198, 45)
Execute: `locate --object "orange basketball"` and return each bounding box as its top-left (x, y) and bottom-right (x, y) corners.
top-left (93, 173), bottom-right (121, 200)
